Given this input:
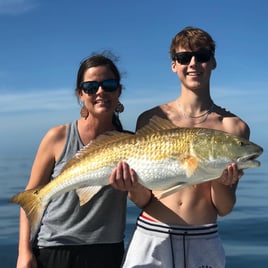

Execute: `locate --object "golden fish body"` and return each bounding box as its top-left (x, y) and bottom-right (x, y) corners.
top-left (10, 116), bottom-right (263, 238)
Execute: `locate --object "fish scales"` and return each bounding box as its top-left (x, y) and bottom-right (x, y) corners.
top-left (40, 128), bottom-right (198, 204)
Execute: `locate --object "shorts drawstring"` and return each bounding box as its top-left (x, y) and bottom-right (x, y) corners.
top-left (169, 231), bottom-right (187, 268)
top-left (183, 232), bottom-right (187, 268)
top-left (169, 230), bottom-right (175, 268)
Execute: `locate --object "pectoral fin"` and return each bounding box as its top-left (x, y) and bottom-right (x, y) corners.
top-left (76, 186), bottom-right (103, 206)
top-left (181, 155), bottom-right (198, 177)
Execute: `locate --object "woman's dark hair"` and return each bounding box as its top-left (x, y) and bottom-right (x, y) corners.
top-left (75, 51), bottom-right (124, 131)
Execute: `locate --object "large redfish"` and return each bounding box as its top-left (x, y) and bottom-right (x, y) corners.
top-left (10, 116), bottom-right (263, 238)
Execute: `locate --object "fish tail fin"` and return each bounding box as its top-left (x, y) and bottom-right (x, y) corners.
top-left (9, 187), bottom-right (47, 239)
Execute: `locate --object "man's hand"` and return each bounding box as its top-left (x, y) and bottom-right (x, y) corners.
top-left (109, 162), bottom-right (138, 191)
top-left (217, 163), bottom-right (244, 186)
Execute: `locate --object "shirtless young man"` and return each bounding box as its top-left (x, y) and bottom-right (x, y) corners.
top-left (111, 26), bottom-right (250, 268)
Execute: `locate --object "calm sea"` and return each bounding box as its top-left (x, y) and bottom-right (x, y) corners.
top-left (0, 151), bottom-right (267, 268)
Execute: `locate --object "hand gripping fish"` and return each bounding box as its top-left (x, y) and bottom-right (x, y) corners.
top-left (10, 116), bottom-right (263, 238)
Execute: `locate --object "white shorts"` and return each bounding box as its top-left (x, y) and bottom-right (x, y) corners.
top-left (122, 215), bottom-right (225, 268)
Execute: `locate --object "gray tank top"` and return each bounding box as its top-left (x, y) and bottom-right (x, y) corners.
top-left (35, 121), bottom-right (127, 247)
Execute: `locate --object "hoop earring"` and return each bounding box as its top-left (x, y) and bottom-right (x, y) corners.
top-left (115, 101), bottom-right (124, 114)
top-left (80, 104), bottom-right (89, 119)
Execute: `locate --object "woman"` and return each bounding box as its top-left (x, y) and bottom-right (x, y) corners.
top-left (16, 52), bottom-right (128, 268)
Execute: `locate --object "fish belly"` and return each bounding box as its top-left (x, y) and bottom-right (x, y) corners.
top-left (45, 165), bottom-right (116, 201)
top-left (127, 158), bottom-right (187, 190)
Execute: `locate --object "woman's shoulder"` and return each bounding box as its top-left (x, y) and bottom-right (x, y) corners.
top-left (43, 123), bottom-right (69, 145)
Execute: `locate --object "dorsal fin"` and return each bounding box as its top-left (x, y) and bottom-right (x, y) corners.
top-left (136, 116), bottom-right (177, 135)
top-left (61, 131), bottom-right (133, 172)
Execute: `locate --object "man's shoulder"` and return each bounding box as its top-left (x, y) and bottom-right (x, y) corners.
top-left (213, 105), bottom-right (250, 139)
top-left (136, 106), bottom-right (167, 129)
top-left (139, 106), bottom-right (162, 118)
top-left (222, 116), bottom-right (250, 139)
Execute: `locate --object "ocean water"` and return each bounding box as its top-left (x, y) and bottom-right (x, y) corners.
top-left (0, 152), bottom-right (267, 268)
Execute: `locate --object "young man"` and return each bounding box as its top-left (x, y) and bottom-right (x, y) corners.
top-left (111, 27), bottom-right (249, 267)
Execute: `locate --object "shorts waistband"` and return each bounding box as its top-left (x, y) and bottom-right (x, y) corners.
top-left (137, 215), bottom-right (218, 237)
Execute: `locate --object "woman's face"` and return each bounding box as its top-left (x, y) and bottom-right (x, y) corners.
top-left (79, 65), bottom-right (121, 117)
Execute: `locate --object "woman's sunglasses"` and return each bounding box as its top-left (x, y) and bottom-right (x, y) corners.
top-left (173, 50), bottom-right (213, 65)
top-left (80, 79), bottom-right (119, 95)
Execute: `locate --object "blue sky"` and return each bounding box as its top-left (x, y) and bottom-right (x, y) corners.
top-left (0, 0), bottom-right (267, 160)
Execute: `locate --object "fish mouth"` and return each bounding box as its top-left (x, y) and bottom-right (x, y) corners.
top-left (237, 152), bottom-right (262, 167)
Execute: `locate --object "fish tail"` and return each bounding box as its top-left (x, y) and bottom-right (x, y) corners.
top-left (9, 187), bottom-right (47, 239)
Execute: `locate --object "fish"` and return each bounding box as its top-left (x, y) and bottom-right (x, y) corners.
top-left (10, 116), bottom-right (263, 238)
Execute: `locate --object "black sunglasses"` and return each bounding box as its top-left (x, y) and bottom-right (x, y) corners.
top-left (173, 50), bottom-right (213, 65)
top-left (80, 79), bottom-right (120, 94)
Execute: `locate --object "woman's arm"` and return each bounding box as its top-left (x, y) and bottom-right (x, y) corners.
top-left (16, 125), bottom-right (66, 268)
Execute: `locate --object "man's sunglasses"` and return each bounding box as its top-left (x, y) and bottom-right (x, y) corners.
top-left (173, 50), bottom-right (213, 65)
top-left (80, 79), bottom-right (119, 94)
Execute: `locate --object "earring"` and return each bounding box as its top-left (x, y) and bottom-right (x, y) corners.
top-left (80, 104), bottom-right (89, 119)
top-left (115, 101), bottom-right (124, 114)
